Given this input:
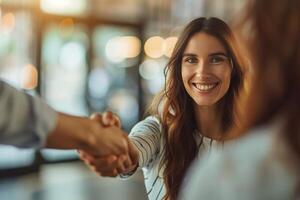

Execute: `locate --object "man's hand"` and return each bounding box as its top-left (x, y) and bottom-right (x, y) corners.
top-left (45, 113), bottom-right (129, 156)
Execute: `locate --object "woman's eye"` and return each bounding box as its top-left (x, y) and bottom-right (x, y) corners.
top-left (185, 57), bottom-right (197, 64)
top-left (210, 56), bottom-right (226, 64)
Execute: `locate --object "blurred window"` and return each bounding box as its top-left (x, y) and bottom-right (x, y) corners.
top-left (0, 0), bottom-right (142, 171)
top-left (89, 26), bottom-right (141, 131)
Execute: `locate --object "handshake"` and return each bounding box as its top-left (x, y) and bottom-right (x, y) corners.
top-left (78, 112), bottom-right (139, 177)
top-left (45, 111), bottom-right (139, 176)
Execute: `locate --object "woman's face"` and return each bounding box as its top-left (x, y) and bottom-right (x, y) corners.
top-left (181, 32), bottom-right (232, 107)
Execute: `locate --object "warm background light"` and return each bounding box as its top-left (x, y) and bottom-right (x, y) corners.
top-left (144, 36), bottom-right (165, 58)
top-left (59, 18), bottom-right (74, 37)
top-left (121, 36), bottom-right (141, 58)
top-left (41, 0), bottom-right (87, 16)
top-left (105, 36), bottom-right (141, 63)
top-left (21, 64), bottom-right (38, 90)
top-left (1, 12), bottom-right (15, 33)
top-left (164, 36), bottom-right (178, 57)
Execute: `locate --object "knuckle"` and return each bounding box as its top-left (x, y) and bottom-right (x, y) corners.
top-left (90, 112), bottom-right (101, 120)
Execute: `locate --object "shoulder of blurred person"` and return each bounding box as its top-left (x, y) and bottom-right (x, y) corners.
top-left (180, 119), bottom-right (300, 200)
top-left (0, 80), bottom-right (57, 148)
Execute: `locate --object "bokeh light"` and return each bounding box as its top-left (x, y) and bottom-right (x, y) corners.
top-left (59, 42), bottom-right (85, 70)
top-left (105, 36), bottom-right (141, 63)
top-left (88, 67), bottom-right (110, 99)
top-left (144, 36), bottom-right (165, 58)
top-left (164, 36), bottom-right (178, 57)
top-left (108, 89), bottom-right (138, 129)
top-left (41, 0), bottom-right (87, 16)
top-left (1, 12), bottom-right (15, 33)
top-left (139, 59), bottom-right (161, 80)
top-left (59, 18), bottom-right (74, 37)
top-left (21, 64), bottom-right (38, 90)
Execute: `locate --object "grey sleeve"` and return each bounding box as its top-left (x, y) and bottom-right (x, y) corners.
top-left (0, 81), bottom-right (57, 148)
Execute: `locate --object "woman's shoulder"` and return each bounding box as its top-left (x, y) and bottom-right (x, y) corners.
top-left (129, 115), bottom-right (162, 135)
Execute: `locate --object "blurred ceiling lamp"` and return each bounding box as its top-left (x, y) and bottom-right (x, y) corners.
top-left (105, 36), bottom-right (141, 63)
top-left (41, 0), bottom-right (86, 16)
top-left (144, 36), bottom-right (165, 59)
top-left (59, 18), bottom-right (74, 37)
top-left (21, 64), bottom-right (38, 90)
top-left (1, 12), bottom-right (15, 33)
top-left (164, 37), bottom-right (178, 57)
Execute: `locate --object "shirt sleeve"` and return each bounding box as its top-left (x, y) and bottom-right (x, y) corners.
top-left (119, 116), bottom-right (162, 178)
top-left (0, 81), bottom-right (57, 148)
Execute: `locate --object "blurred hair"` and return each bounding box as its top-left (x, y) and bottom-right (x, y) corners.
top-left (239, 0), bottom-right (300, 158)
top-left (148, 17), bottom-right (246, 200)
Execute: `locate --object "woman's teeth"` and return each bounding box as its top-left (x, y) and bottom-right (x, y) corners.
top-left (194, 83), bottom-right (218, 91)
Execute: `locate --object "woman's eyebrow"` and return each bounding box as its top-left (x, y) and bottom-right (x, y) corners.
top-left (182, 53), bottom-right (198, 57)
top-left (209, 52), bottom-right (229, 57)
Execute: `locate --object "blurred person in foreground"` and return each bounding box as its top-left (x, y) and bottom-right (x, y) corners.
top-left (180, 0), bottom-right (300, 199)
top-left (0, 80), bottom-right (129, 157)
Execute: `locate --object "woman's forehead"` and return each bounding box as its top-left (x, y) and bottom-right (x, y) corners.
top-left (184, 32), bottom-right (227, 55)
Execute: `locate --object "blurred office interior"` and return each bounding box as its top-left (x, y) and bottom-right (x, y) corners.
top-left (0, 0), bottom-right (245, 199)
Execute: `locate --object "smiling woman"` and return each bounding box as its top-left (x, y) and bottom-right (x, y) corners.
top-left (79, 17), bottom-right (247, 200)
top-left (152, 17), bottom-right (246, 199)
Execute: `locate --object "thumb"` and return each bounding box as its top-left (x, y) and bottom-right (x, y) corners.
top-left (90, 112), bottom-right (110, 127)
top-left (102, 111), bottom-right (122, 128)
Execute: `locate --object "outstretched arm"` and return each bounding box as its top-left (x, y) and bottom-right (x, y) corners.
top-left (0, 81), bottom-right (129, 156)
top-left (46, 112), bottom-right (130, 156)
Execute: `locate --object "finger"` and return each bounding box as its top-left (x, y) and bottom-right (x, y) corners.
top-left (99, 169), bottom-right (118, 177)
top-left (122, 153), bottom-right (132, 170)
top-left (105, 127), bottom-right (129, 154)
top-left (83, 158), bottom-right (94, 166)
top-left (78, 150), bottom-right (95, 161)
top-left (90, 113), bottom-right (102, 122)
top-left (90, 112), bottom-right (113, 127)
top-left (115, 154), bottom-right (128, 173)
top-left (103, 111), bottom-right (121, 128)
top-left (90, 155), bottom-right (119, 171)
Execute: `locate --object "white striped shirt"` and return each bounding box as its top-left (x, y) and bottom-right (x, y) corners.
top-left (121, 116), bottom-right (225, 200)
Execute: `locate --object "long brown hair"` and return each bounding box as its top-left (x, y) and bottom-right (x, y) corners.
top-left (149, 17), bottom-right (246, 200)
top-left (239, 0), bottom-right (300, 161)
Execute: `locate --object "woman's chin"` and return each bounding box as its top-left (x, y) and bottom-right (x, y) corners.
top-left (193, 99), bottom-right (218, 107)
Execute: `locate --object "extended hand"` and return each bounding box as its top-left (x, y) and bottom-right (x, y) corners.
top-left (46, 113), bottom-right (129, 156)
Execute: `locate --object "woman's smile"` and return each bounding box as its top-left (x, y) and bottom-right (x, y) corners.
top-left (192, 82), bottom-right (219, 93)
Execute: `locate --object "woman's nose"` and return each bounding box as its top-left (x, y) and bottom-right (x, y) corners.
top-left (195, 60), bottom-right (208, 74)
